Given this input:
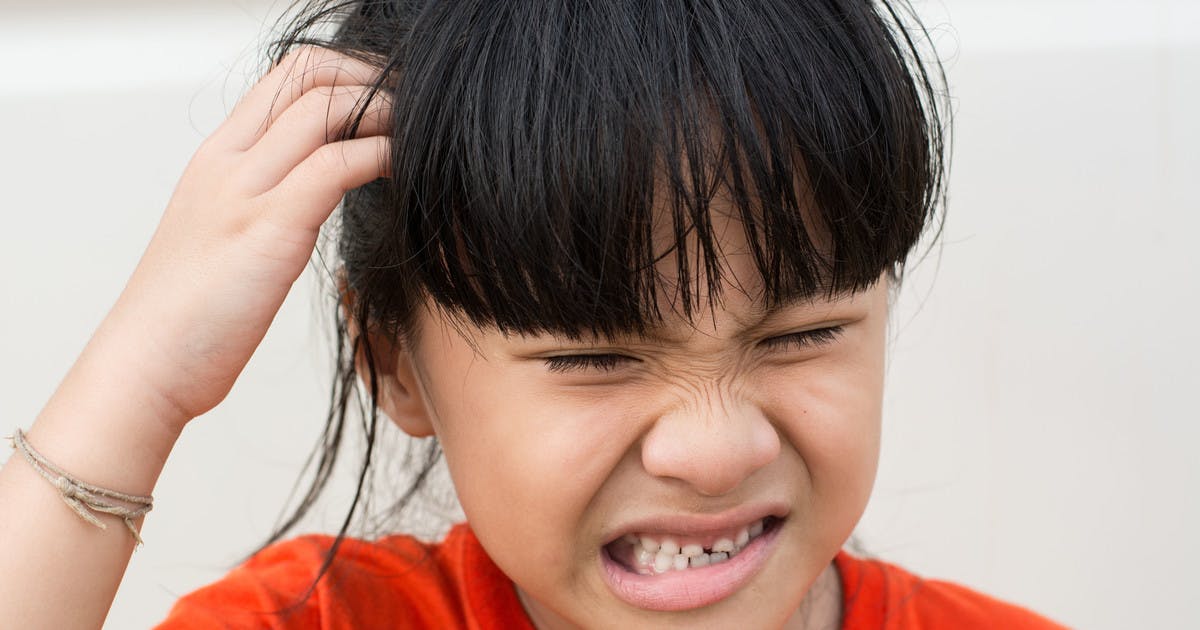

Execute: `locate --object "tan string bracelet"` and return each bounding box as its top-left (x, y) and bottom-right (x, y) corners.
top-left (6, 428), bottom-right (153, 547)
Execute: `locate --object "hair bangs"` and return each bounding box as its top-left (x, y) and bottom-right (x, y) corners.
top-left (309, 0), bottom-right (946, 339)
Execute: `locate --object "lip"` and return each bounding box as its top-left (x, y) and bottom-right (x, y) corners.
top-left (601, 502), bottom-right (788, 543)
top-left (598, 503), bottom-right (787, 611)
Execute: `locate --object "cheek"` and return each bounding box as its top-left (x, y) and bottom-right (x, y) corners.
top-left (771, 348), bottom-right (885, 539)
top-left (425, 360), bottom-right (635, 588)
top-left (438, 375), bottom-right (633, 509)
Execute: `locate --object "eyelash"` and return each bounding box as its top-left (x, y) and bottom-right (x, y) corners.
top-left (542, 325), bottom-right (846, 373)
top-left (761, 325), bottom-right (845, 351)
top-left (543, 354), bottom-right (628, 373)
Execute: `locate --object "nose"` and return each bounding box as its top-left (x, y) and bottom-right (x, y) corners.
top-left (640, 388), bottom-right (780, 496)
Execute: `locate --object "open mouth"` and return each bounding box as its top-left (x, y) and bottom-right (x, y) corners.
top-left (599, 514), bottom-right (785, 611)
top-left (605, 515), bottom-right (782, 574)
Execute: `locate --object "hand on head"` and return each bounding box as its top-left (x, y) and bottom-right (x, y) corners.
top-left (108, 46), bottom-right (393, 427)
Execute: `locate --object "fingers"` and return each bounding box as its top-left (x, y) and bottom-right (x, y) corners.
top-left (215, 46), bottom-right (384, 151)
top-left (239, 84), bottom-right (391, 193)
top-left (265, 135), bottom-right (391, 232)
top-left (211, 46), bottom-right (393, 234)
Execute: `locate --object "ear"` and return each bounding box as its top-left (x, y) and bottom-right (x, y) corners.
top-left (341, 281), bottom-right (435, 438)
top-left (355, 329), bottom-right (435, 438)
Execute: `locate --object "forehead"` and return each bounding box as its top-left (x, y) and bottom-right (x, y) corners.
top-left (641, 280), bottom-right (870, 343)
top-left (538, 209), bottom-right (868, 344)
top-left (642, 180), bottom-right (837, 322)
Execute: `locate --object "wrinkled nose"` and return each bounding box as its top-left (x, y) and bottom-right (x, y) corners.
top-left (640, 391), bottom-right (780, 496)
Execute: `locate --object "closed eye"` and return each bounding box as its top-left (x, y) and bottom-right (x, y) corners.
top-left (762, 325), bottom-right (845, 351)
top-left (543, 353), bottom-right (634, 373)
top-left (542, 326), bottom-right (844, 372)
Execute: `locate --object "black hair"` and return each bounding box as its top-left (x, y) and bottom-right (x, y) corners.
top-left (246, 0), bottom-right (950, 611)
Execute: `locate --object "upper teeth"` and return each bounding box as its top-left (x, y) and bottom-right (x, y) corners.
top-left (626, 518), bottom-right (769, 574)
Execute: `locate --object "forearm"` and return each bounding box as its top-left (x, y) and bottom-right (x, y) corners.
top-left (0, 321), bottom-right (189, 630)
top-left (0, 44), bottom-right (389, 630)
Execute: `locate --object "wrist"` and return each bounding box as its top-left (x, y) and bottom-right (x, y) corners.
top-left (79, 308), bottom-right (203, 434)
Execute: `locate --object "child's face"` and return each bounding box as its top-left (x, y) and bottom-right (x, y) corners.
top-left (395, 210), bottom-right (887, 628)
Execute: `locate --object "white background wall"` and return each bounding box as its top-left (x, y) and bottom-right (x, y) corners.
top-left (1, 1), bottom-right (1197, 628)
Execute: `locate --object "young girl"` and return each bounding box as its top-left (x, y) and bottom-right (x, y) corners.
top-left (1, 0), bottom-right (1067, 628)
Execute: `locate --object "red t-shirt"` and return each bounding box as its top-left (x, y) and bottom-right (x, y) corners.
top-left (155, 524), bottom-right (1066, 629)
